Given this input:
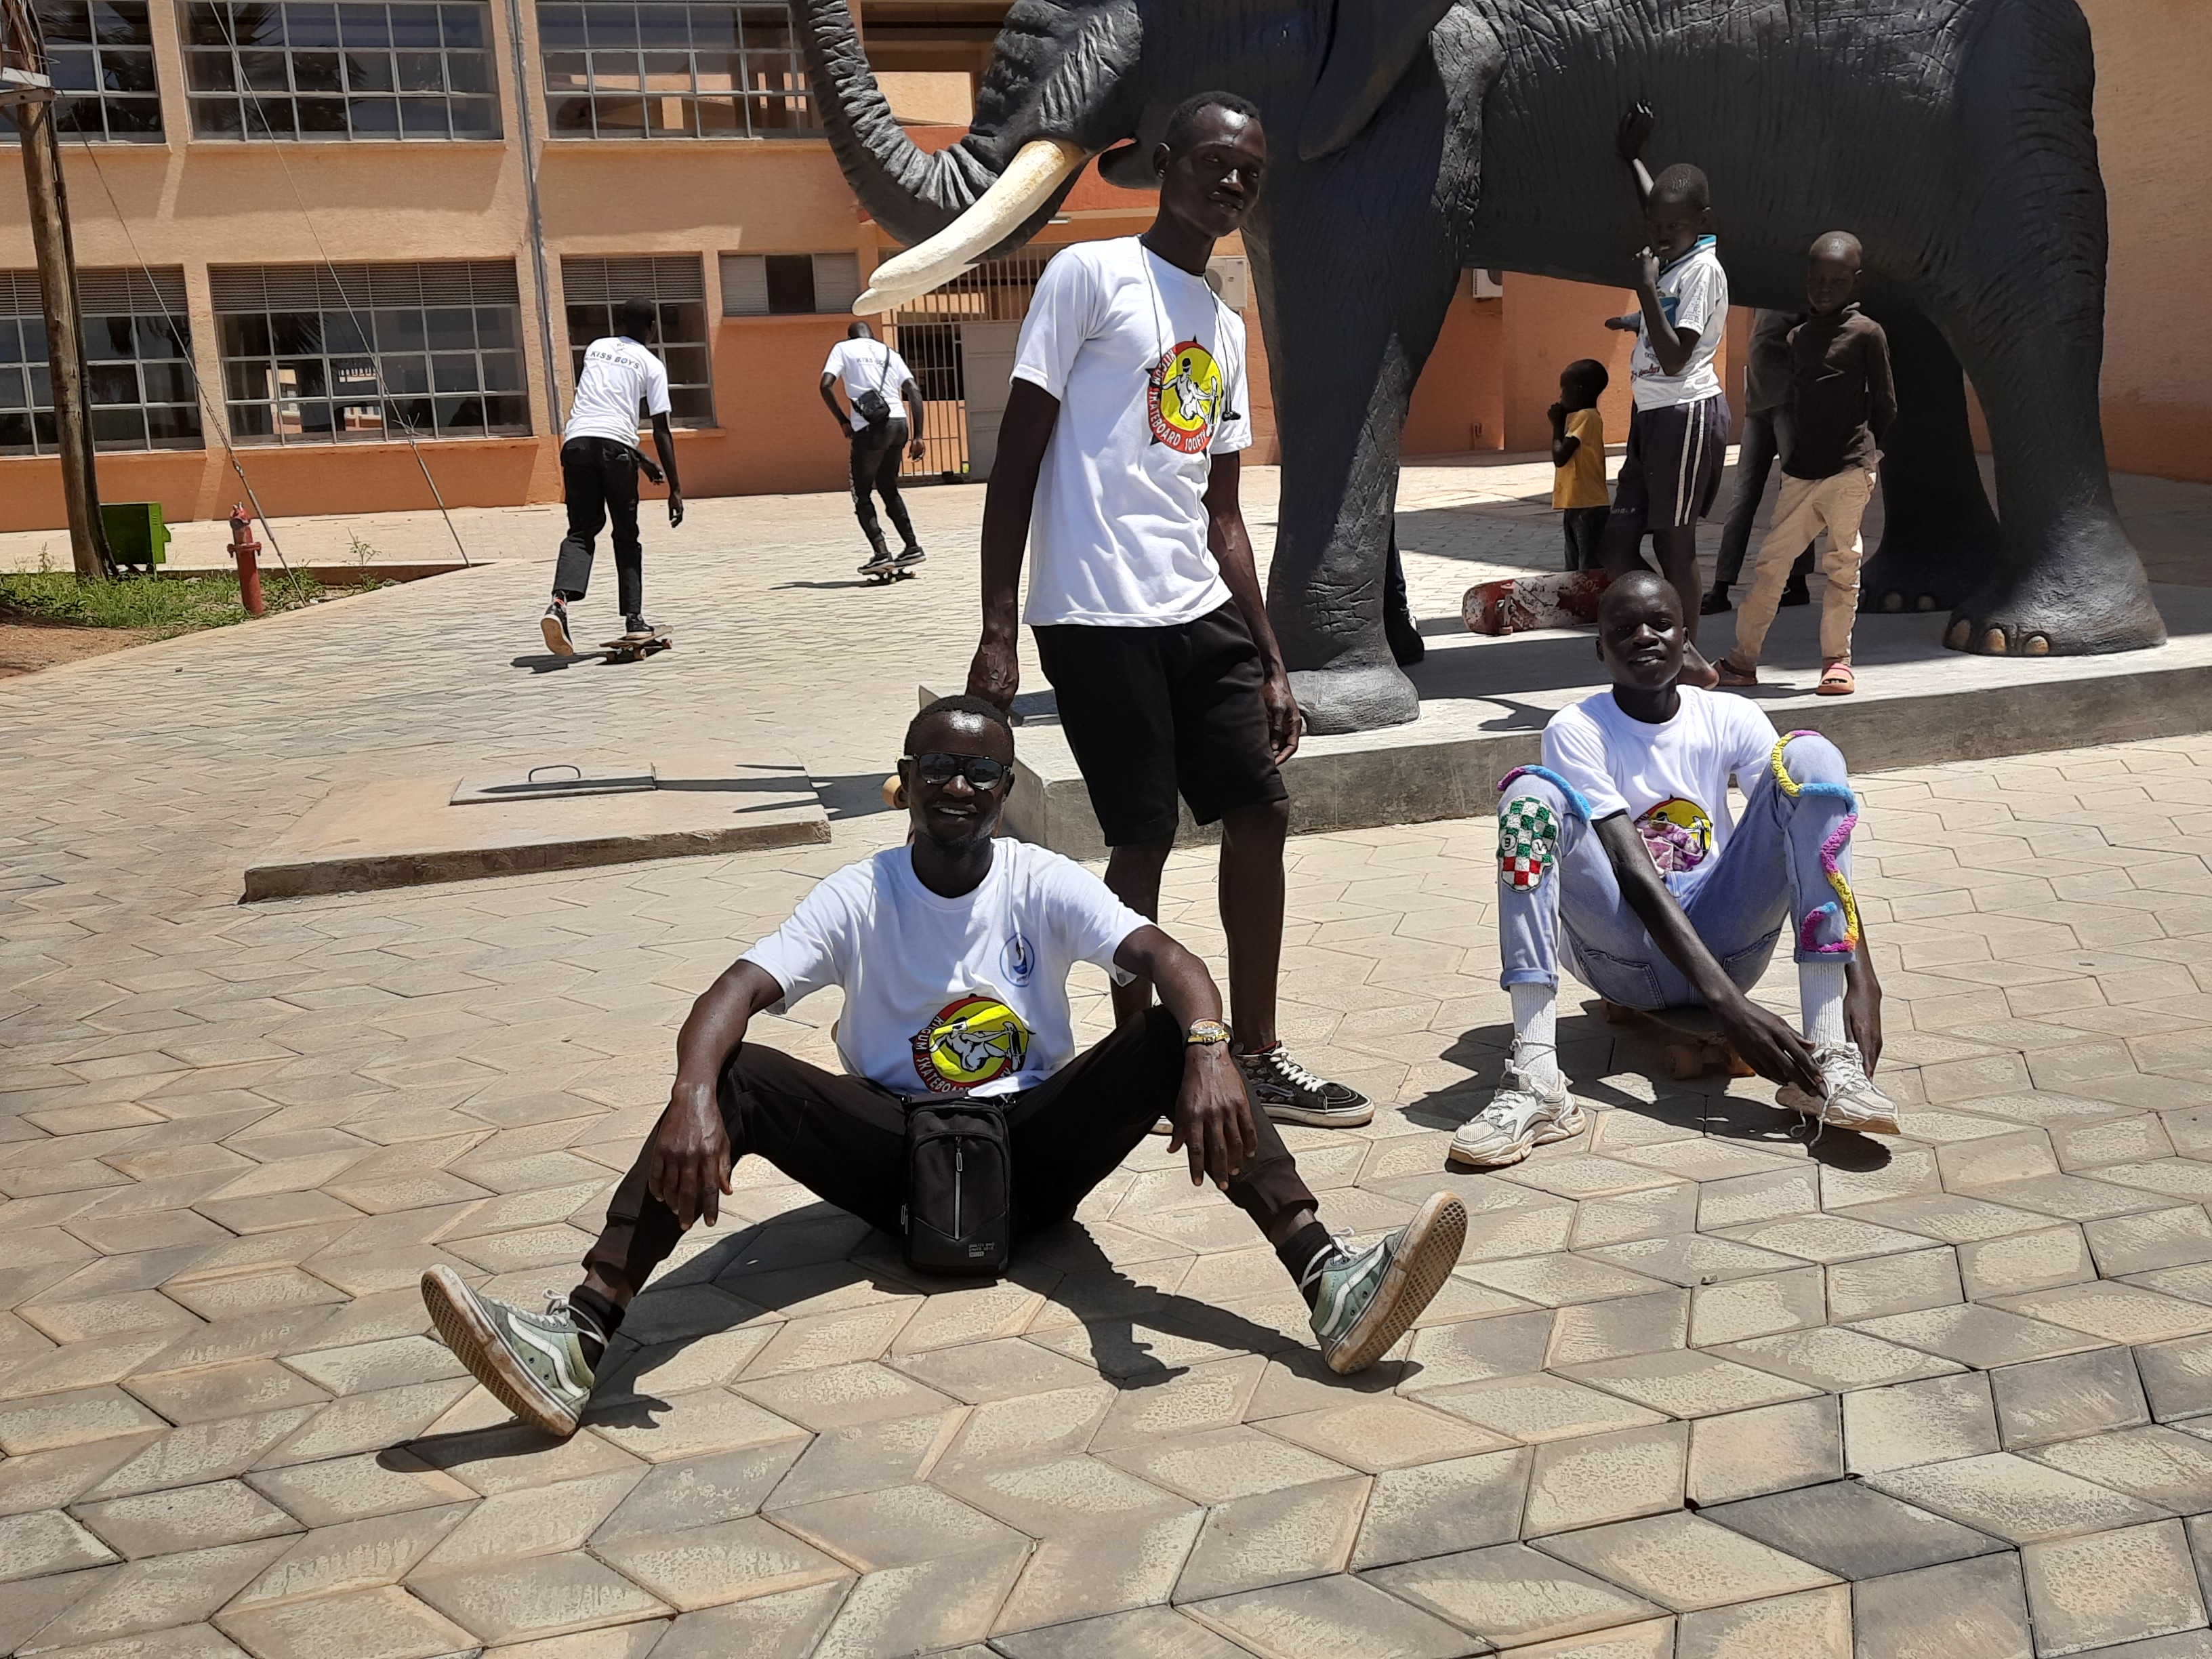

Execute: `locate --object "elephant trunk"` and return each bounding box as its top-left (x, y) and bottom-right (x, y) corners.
top-left (790, 0), bottom-right (1140, 306)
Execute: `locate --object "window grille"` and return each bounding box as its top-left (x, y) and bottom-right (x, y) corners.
top-left (561, 254), bottom-right (712, 424)
top-left (0, 0), bottom-right (162, 142)
top-left (211, 259), bottom-right (529, 443)
top-left (538, 0), bottom-right (815, 139)
top-left (0, 267), bottom-right (201, 455)
top-left (718, 251), bottom-right (859, 316)
top-left (184, 0), bottom-right (501, 140)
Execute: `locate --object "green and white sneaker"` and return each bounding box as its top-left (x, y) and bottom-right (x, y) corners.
top-left (1305, 1191), bottom-right (1469, 1374)
top-left (422, 1264), bottom-right (595, 1437)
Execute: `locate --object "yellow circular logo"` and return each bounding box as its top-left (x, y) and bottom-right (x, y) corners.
top-left (912, 994), bottom-right (1032, 1093)
top-left (1148, 338), bottom-right (1224, 454)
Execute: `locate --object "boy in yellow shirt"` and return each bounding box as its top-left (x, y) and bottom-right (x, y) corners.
top-left (1549, 359), bottom-right (1610, 570)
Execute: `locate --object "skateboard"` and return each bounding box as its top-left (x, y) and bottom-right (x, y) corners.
top-left (601, 630), bottom-right (671, 663)
top-left (1464, 569), bottom-right (1611, 636)
top-left (863, 566), bottom-right (918, 586)
top-left (1601, 1000), bottom-right (1756, 1081)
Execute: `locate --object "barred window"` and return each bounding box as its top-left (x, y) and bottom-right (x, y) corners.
top-left (719, 252), bottom-right (859, 316)
top-left (211, 260), bottom-right (529, 443)
top-left (538, 1), bottom-right (814, 140)
top-left (0, 269), bottom-right (202, 456)
top-left (0, 0), bottom-right (162, 142)
top-left (562, 255), bottom-right (712, 424)
top-left (184, 0), bottom-right (501, 140)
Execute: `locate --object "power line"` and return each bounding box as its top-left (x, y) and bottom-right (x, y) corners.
top-left (68, 129), bottom-right (293, 576)
top-left (205, 3), bottom-right (472, 567)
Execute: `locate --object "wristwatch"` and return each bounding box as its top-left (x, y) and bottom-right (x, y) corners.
top-left (1186, 1019), bottom-right (1231, 1047)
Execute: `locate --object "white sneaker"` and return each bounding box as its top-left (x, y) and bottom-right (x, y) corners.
top-left (1449, 1063), bottom-right (1584, 1168)
top-left (1776, 1042), bottom-right (1900, 1134)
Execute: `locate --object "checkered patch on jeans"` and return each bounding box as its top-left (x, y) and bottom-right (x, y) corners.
top-left (1498, 797), bottom-right (1559, 890)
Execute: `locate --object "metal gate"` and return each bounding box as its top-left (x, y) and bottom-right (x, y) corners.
top-left (888, 249), bottom-right (1052, 482)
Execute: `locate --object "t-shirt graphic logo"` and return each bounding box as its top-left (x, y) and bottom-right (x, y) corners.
top-left (1147, 339), bottom-right (1223, 453)
top-left (1000, 933), bottom-right (1036, 987)
top-left (912, 994), bottom-right (1033, 1093)
top-left (1636, 798), bottom-right (1715, 874)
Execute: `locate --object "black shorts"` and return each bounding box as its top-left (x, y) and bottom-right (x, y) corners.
top-left (1033, 603), bottom-right (1288, 847)
top-left (1612, 396), bottom-right (1730, 535)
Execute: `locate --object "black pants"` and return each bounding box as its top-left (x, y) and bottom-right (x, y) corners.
top-left (1562, 506), bottom-right (1610, 572)
top-left (581, 1008), bottom-right (1317, 1298)
top-left (849, 418), bottom-right (918, 556)
top-left (554, 436), bottom-right (642, 619)
top-left (1713, 410), bottom-right (1815, 591)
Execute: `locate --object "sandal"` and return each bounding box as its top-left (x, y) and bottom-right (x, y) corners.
top-left (1816, 661), bottom-right (1856, 696)
top-left (1715, 660), bottom-right (1759, 689)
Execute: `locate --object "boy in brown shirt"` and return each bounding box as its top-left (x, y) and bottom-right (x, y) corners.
top-left (1720, 233), bottom-right (1896, 696)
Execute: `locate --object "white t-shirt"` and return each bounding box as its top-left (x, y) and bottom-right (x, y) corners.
top-left (822, 337), bottom-right (915, 432)
top-left (1629, 237), bottom-right (1728, 411)
top-left (739, 840), bottom-right (1150, 1099)
top-left (1542, 687), bottom-right (1778, 878)
top-left (1012, 237), bottom-right (1252, 628)
top-left (564, 335), bottom-right (672, 445)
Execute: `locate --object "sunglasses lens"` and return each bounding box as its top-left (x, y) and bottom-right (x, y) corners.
top-left (912, 754), bottom-right (1007, 788)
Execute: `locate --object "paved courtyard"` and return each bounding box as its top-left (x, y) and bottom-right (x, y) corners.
top-left (1, 462), bottom-right (2209, 1659)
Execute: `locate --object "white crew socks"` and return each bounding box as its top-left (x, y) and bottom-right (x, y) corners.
top-left (1510, 983), bottom-right (1562, 1088)
top-left (1801, 960), bottom-right (1847, 1049)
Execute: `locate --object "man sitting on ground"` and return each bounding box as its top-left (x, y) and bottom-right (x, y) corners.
top-left (1451, 571), bottom-right (1895, 1170)
top-left (424, 696), bottom-right (1467, 1436)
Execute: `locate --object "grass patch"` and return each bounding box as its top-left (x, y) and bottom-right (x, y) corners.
top-left (0, 562), bottom-right (361, 636)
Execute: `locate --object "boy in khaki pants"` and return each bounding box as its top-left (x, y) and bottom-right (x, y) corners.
top-left (1719, 232), bottom-right (1896, 697)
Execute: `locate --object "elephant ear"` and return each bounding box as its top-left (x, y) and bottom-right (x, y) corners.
top-left (1301, 0), bottom-right (1458, 161)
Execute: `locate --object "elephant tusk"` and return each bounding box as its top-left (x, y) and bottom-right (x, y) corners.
top-left (855, 138), bottom-right (1088, 313)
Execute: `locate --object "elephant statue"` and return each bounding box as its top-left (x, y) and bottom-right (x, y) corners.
top-left (793, 0), bottom-right (2165, 733)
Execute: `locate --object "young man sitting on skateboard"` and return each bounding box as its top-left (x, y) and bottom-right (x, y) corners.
top-left (1451, 571), bottom-right (1895, 1170)
top-left (423, 696), bottom-right (1468, 1437)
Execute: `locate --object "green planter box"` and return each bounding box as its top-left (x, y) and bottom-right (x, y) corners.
top-left (102, 501), bottom-right (171, 569)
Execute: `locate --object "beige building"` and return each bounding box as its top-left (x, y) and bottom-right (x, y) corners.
top-left (0, 0), bottom-right (2200, 535)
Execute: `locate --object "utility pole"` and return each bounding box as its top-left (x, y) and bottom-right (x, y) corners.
top-left (3, 0), bottom-right (113, 579)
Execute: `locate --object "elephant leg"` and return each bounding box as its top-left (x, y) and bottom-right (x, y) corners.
top-left (1924, 5), bottom-right (2164, 657)
top-left (1252, 176), bottom-right (1461, 734)
top-left (1856, 305), bottom-right (2001, 615)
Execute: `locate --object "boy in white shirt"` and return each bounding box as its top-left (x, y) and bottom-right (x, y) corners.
top-left (542, 297), bottom-right (684, 655)
top-left (964, 91), bottom-right (1369, 1132)
top-left (819, 321), bottom-right (927, 576)
top-left (424, 696), bottom-right (1469, 1437)
top-left (1597, 105), bottom-right (1730, 687)
top-left (1452, 572), bottom-right (1896, 1170)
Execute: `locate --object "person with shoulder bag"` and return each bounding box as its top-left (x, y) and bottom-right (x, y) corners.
top-left (820, 321), bottom-right (928, 577)
top-left (422, 695), bottom-right (1470, 1438)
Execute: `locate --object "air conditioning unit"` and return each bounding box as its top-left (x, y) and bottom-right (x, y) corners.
top-left (1205, 255), bottom-right (1250, 310)
top-left (1469, 268), bottom-right (1504, 300)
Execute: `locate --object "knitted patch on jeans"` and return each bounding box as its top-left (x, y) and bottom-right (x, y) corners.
top-left (1499, 797), bottom-right (1559, 890)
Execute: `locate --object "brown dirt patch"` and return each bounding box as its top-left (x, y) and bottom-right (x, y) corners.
top-left (0, 619), bottom-right (167, 678)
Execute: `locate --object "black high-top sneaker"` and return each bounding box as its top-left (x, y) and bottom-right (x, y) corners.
top-left (1237, 1044), bottom-right (1374, 1128)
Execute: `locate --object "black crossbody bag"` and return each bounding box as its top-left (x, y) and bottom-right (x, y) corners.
top-left (901, 1099), bottom-right (1013, 1276)
top-left (852, 342), bottom-right (896, 429)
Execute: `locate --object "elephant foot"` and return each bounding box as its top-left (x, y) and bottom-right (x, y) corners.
top-left (1942, 515), bottom-right (2167, 657)
top-left (1290, 660), bottom-right (1420, 735)
top-left (1858, 499), bottom-right (2001, 617)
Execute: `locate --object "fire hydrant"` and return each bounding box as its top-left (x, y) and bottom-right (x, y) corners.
top-left (228, 504), bottom-right (264, 617)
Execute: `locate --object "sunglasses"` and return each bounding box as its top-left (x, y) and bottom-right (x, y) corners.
top-left (902, 752), bottom-right (1011, 790)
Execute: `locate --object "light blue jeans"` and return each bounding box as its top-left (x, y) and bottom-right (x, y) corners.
top-left (1498, 733), bottom-right (1859, 1010)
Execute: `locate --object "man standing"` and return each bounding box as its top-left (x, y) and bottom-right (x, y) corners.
top-left (965, 91), bottom-right (1369, 1128)
top-left (821, 321), bottom-right (927, 577)
top-left (542, 296), bottom-right (683, 655)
